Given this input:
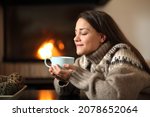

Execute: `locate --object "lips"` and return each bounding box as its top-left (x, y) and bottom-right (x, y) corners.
top-left (76, 44), bottom-right (84, 47)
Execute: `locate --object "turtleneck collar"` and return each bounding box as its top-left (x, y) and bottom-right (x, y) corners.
top-left (84, 41), bottom-right (112, 64)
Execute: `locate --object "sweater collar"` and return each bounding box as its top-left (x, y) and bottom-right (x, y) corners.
top-left (85, 41), bottom-right (112, 64)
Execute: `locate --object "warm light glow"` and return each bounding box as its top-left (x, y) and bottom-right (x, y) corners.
top-left (58, 40), bottom-right (65, 50)
top-left (37, 42), bottom-right (53, 59)
top-left (38, 90), bottom-right (57, 100)
top-left (37, 39), bottom-right (64, 60)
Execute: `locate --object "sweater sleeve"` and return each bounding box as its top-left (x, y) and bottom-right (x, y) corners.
top-left (53, 78), bottom-right (80, 99)
top-left (53, 58), bottom-right (82, 99)
top-left (69, 48), bottom-right (150, 100)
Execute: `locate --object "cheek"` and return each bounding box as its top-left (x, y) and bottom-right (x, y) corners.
top-left (78, 35), bottom-right (101, 54)
top-left (86, 34), bottom-right (100, 46)
top-left (88, 40), bottom-right (100, 50)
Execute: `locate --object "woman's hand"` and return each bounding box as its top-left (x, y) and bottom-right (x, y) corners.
top-left (49, 64), bottom-right (77, 81)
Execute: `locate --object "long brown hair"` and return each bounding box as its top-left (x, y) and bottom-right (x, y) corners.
top-left (78, 10), bottom-right (150, 73)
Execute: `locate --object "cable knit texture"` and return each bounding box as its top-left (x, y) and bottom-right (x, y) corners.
top-left (54, 41), bottom-right (150, 99)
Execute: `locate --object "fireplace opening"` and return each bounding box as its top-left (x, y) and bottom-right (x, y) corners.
top-left (3, 1), bottom-right (96, 62)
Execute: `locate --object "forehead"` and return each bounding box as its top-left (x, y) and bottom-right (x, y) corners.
top-left (75, 18), bottom-right (92, 29)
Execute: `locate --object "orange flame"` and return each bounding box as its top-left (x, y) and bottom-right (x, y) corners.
top-left (38, 90), bottom-right (57, 100)
top-left (37, 39), bottom-right (64, 60)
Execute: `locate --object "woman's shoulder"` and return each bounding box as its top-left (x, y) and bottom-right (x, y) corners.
top-left (103, 43), bottom-right (143, 70)
top-left (107, 43), bottom-right (131, 56)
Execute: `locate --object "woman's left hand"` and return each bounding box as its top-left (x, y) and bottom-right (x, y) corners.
top-left (49, 64), bottom-right (77, 81)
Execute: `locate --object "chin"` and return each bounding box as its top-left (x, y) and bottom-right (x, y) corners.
top-left (76, 50), bottom-right (84, 56)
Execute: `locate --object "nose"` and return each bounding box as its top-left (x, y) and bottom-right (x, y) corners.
top-left (74, 35), bottom-right (81, 42)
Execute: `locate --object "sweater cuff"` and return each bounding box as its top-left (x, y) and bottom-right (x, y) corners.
top-left (58, 80), bottom-right (69, 87)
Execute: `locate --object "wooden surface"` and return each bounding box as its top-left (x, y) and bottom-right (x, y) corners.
top-left (0, 62), bottom-right (51, 78)
top-left (18, 85), bottom-right (57, 100)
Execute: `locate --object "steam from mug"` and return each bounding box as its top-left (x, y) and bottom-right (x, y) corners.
top-left (44, 56), bottom-right (75, 68)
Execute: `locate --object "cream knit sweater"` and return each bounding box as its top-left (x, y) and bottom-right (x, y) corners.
top-left (54, 41), bottom-right (150, 100)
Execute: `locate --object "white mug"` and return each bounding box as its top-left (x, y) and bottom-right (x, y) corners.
top-left (44, 56), bottom-right (75, 68)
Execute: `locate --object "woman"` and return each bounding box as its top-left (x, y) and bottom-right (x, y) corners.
top-left (49, 10), bottom-right (150, 99)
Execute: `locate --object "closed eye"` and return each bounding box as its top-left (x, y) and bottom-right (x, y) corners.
top-left (81, 32), bottom-right (88, 35)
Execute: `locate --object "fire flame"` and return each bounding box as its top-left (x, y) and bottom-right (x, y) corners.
top-left (38, 90), bottom-right (57, 100)
top-left (37, 39), bottom-right (64, 59)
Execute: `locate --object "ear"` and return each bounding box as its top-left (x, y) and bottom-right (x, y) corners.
top-left (99, 34), bottom-right (107, 43)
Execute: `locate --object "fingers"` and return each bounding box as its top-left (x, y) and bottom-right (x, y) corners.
top-left (49, 66), bottom-right (54, 76)
top-left (49, 64), bottom-right (75, 81)
top-left (63, 64), bottom-right (76, 70)
top-left (49, 64), bottom-right (61, 75)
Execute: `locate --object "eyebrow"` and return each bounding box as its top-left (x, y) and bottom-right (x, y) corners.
top-left (75, 28), bottom-right (90, 32)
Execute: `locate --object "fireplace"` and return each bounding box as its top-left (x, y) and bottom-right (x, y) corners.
top-left (2, 0), bottom-right (98, 62)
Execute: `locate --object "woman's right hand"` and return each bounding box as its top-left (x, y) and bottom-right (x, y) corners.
top-left (48, 64), bottom-right (77, 81)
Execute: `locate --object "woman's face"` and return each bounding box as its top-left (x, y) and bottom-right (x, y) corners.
top-left (74, 18), bottom-right (105, 55)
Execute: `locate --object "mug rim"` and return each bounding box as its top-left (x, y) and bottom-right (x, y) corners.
top-left (51, 56), bottom-right (74, 59)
